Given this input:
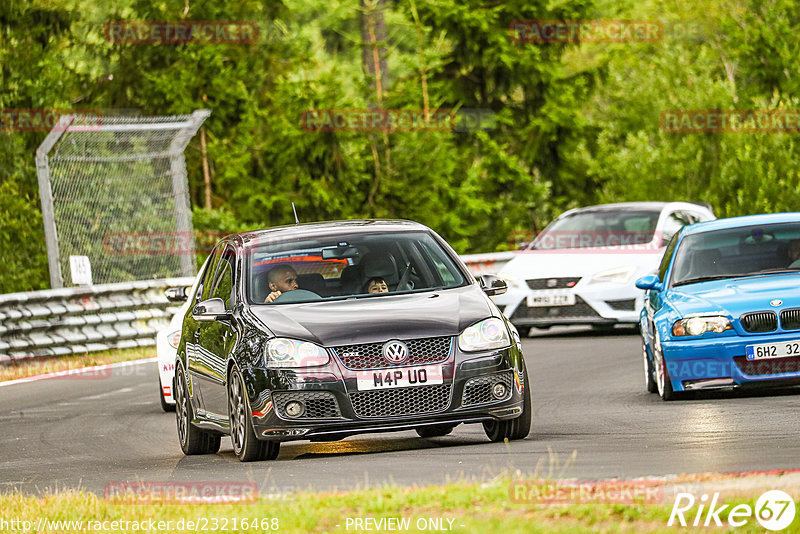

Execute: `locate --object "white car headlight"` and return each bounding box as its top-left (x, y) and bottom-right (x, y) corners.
top-left (265, 338), bottom-right (330, 368)
top-left (167, 331), bottom-right (181, 349)
top-left (458, 318), bottom-right (511, 352)
top-left (672, 316), bottom-right (732, 337)
top-left (590, 266), bottom-right (636, 284)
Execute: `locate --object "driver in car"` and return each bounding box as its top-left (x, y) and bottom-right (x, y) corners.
top-left (264, 264), bottom-right (299, 303)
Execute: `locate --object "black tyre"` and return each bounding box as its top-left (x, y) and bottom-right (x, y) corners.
top-left (483, 365), bottom-right (532, 442)
top-left (159, 376), bottom-right (176, 412)
top-left (415, 424), bottom-right (456, 438)
top-left (228, 365), bottom-right (280, 462)
top-left (653, 335), bottom-right (676, 401)
top-left (175, 366), bottom-right (221, 454)
top-left (643, 341), bottom-right (657, 394)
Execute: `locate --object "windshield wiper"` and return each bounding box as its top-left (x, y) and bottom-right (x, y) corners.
top-left (673, 274), bottom-right (747, 287)
top-left (754, 268), bottom-right (800, 274)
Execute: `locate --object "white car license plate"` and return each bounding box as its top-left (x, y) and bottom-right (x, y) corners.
top-left (527, 292), bottom-right (576, 307)
top-left (356, 365), bottom-right (443, 391)
top-left (745, 341), bottom-right (800, 361)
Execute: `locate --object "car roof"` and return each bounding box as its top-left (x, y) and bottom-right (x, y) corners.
top-left (227, 219), bottom-right (430, 247)
top-left (559, 201), bottom-right (712, 217)
top-left (682, 212), bottom-right (800, 236)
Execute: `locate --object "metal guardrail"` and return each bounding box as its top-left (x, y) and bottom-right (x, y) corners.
top-left (0, 278), bottom-right (193, 361)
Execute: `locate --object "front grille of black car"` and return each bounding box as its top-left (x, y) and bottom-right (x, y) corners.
top-left (462, 371), bottom-right (513, 407)
top-left (605, 299), bottom-right (636, 311)
top-left (740, 311), bottom-right (778, 333)
top-left (348, 384), bottom-right (452, 418)
top-left (272, 391), bottom-right (341, 419)
top-left (510, 295), bottom-right (600, 320)
top-left (526, 277), bottom-right (581, 290)
top-left (332, 337), bottom-right (452, 370)
top-left (780, 309), bottom-right (800, 330)
top-left (733, 356), bottom-right (800, 376)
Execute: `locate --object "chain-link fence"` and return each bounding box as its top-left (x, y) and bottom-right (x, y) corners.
top-left (36, 111), bottom-right (209, 288)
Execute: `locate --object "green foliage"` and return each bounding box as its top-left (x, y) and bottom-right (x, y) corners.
top-left (3, 0), bottom-right (800, 291)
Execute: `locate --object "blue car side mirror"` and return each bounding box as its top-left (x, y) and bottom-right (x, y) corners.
top-left (635, 275), bottom-right (663, 291)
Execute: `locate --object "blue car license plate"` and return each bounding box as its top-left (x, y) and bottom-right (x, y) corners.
top-left (746, 341), bottom-right (800, 361)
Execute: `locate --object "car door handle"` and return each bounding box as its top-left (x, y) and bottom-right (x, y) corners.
top-left (194, 330), bottom-right (201, 340)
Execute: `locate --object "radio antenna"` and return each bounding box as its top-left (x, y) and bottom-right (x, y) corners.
top-left (291, 202), bottom-right (299, 225)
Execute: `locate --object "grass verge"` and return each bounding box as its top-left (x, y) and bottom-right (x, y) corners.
top-left (2, 477), bottom-right (798, 533)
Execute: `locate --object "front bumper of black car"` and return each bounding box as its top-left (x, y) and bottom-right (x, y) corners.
top-left (245, 343), bottom-right (526, 442)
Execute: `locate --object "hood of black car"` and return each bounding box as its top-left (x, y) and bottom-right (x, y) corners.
top-left (249, 286), bottom-right (492, 346)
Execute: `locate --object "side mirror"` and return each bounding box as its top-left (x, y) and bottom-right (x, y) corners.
top-left (165, 285), bottom-right (190, 302)
top-left (192, 298), bottom-right (229, 322)
top-left (635, 275), bottom-right (663, 291)
top-left (479, 274), bottom-right (507, 296)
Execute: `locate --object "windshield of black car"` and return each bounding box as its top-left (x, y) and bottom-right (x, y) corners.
top-left (530, 209), bottom-right (660, 250)
top-left (670, 222), bottom-right (800, 287)
top-left (246, 231), bottom-right (468, 304)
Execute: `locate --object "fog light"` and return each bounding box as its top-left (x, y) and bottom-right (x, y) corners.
top-left (285, 401), bottom-right (305, 418)
top-left (492, 382), bottom-right (507, 399)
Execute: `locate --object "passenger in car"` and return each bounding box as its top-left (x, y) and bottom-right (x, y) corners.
top-left (264, 264), bottom-right (299, 303)
top-left (788, 239), bottom-right (800, 268)
top-left (364, 277), bottom-right (389, 294)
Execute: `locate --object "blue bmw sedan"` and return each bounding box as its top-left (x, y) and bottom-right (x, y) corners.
top-left (637, 213), bottom-right (800, 400)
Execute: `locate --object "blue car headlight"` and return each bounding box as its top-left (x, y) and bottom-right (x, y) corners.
top-left (672, 316), bottom-right (732, 337)
top-left (458, 318), bottom-right (511, 352)
top-left (265, 338), bottom-right (329, 368)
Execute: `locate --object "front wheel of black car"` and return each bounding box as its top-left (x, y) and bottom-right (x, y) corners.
top-left (228, 365), bottom-right (280, 462)
top-left (175, 366), bottom-right (221, 455)
top-left (483, 366), bottom-right (532, 442)
top-left (415, 424), bottom-right (456, 438)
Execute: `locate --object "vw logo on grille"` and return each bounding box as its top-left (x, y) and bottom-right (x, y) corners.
top-left (382, 340), bottom-right (409, 364)
top-left (771, 299), bottom-right (783, 307)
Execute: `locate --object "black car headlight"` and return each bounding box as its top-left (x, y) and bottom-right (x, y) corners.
top-left (265, 338), bottom-right (330, 368)
top-left (458, 318), bottom-right (511, 352)
top-left (672, 316), bottom-right (732, 337)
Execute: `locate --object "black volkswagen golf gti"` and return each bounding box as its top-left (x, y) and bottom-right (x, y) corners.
top-left (175, 220), bottom-right (531, 461)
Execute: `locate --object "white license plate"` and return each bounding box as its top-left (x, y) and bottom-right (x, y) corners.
top-left (745, 341), bottom-right (800, 360)
top-left (526, 292), bottom-right (576, 307)
top-left (356, 365), bottom-right (443, 391)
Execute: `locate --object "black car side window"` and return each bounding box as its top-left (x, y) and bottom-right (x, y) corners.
top-left (199, 245), bottom-right (225, 302)
top-left (210, 248), bottom-right (236, 310)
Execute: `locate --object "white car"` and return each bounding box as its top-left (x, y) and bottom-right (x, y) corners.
top-left (492, 202), bottom-right (715, 335)
top-left (156, 260), bottom-right (207, 411)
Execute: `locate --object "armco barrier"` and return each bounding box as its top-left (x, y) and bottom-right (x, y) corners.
top-left (0, 278), bottom-right (193, 360)
top-left (461, 251), bottom-right (517, 276)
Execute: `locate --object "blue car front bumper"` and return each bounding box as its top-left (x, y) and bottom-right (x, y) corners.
top-left (662, 332), bottom-right (800, 391)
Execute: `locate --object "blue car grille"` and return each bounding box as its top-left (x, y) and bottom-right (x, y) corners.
top-left (780, 309), bottom-right (800, 330)
top-left (740, 311), bottom-right (777, 333)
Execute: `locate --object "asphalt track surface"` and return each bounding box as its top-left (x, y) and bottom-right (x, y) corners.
top-left (3, 327), bottom-right (800, 496)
